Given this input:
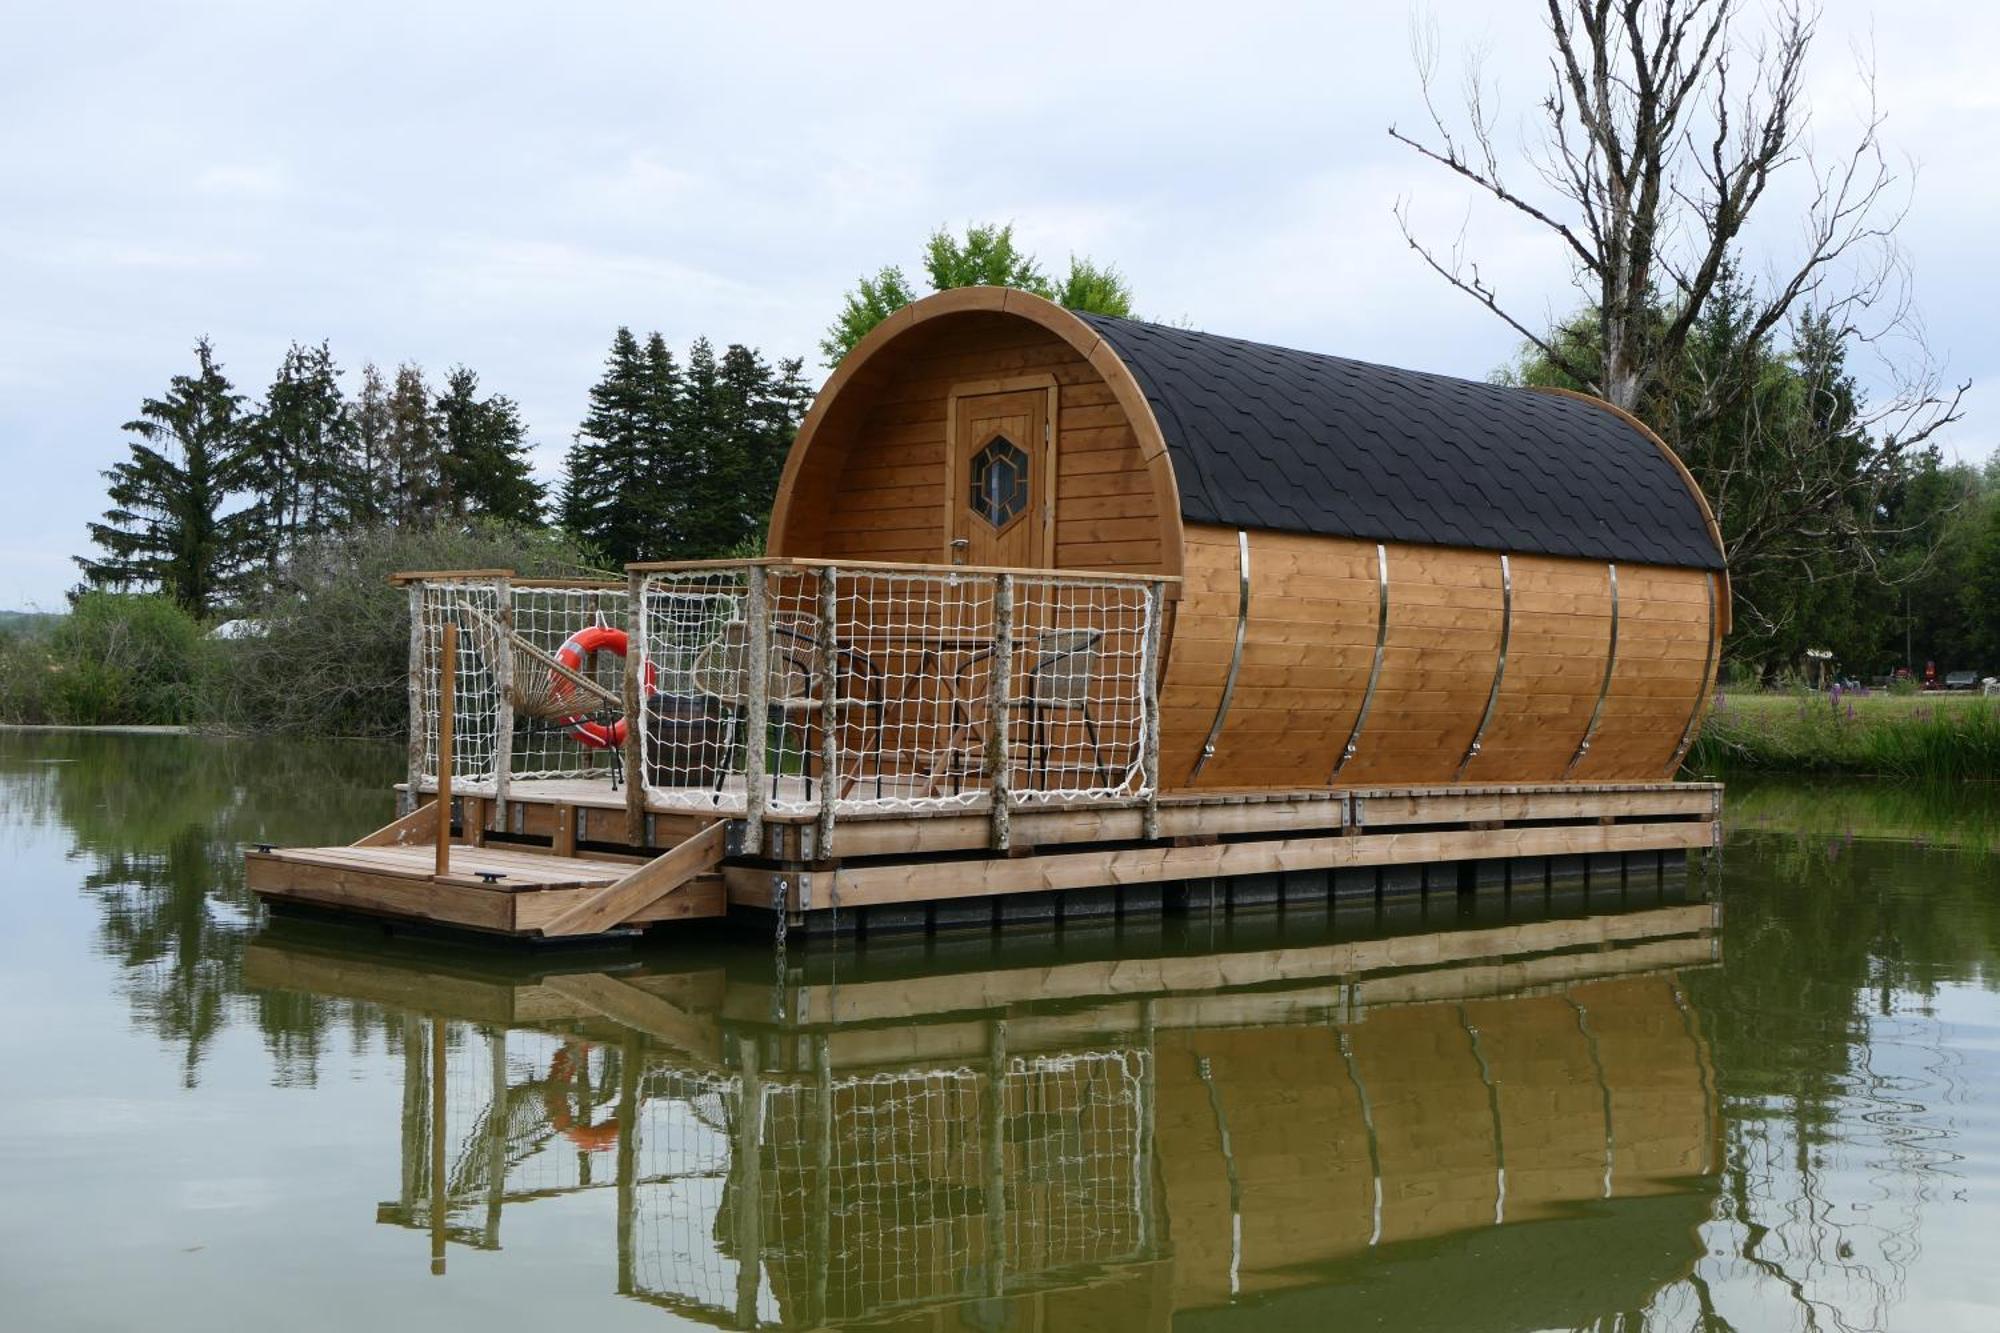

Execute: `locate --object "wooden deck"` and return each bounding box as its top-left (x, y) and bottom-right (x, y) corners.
top-left (247, 776), bottom-right (1720, 943)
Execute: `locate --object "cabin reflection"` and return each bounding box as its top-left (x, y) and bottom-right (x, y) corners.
top-left (245, 891), bottom-right (1721, 1329)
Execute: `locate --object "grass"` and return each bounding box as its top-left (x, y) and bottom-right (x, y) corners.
top-left (1690, 688), bottom-right (2000, 781)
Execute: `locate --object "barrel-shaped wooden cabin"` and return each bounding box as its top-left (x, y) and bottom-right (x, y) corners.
top-left (769, 287), bottom-right (1727, 791)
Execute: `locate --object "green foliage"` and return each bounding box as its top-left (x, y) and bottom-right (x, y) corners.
top-left (249, 341), bottom-right (358, 559)
top-left (819, 266), bottom-right (919, 367)
top-left (214, 519), bottom-right (604, 737)
top-left (1052, 256), bottom-right (1135, 318)
top-left (921, 222), bottom-right (1048, 292)
top-left (78, 339), bottom-right (264, 616)
top-left (560, 327), bottom-right (809, 565)
top-left (436, 365), bottom-right (545, 525)
top-left (821, 222), bottom-right (1138, 364)
top-left (1504, 264), bottom-right (1994, 681)
top-left (1690, 691), bottom-right (2000, 781)
top-left (0, 592), bottom-right (208, 725)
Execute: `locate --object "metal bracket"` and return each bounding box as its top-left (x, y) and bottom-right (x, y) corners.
top-left (1333, 544), bottom-right (1390, 781)
top-left (1564, 563), bottom-right (1620, 779)
top-left (1457, 554), bottom-right (1512, 781)
top-left (1190, 530), bottom-right (1251, 780)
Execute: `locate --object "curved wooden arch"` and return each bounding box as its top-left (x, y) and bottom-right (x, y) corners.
top-left (766, 287), bottom-right (1186, 582)
top-left (1526, 385), bottom-right (1730, 634)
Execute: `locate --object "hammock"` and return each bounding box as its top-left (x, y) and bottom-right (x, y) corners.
top-left (457, 603), bottom-right (626, 722)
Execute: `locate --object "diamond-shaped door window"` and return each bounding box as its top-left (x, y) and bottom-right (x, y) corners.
top-left (969, 435), bottom-right (1029, 528)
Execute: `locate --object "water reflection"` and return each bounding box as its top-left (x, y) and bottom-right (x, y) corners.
top-left (242, 892), bottom-right (1722, 1330)
top-left (12, 732), bottom-right (2000, 1330)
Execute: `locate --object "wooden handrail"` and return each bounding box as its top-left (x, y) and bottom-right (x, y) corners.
top-left (623, 555), bottom-right (1181, 586)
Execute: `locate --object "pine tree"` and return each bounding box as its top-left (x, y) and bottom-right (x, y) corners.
top-left (559, 328), bottom-right (651, 563)
top-left (350, 362), bottom-right (393, 526)
top-left (248, 341), bottom-right (356, 562)
top-left (384, 363), bottom-right (444, 523)
top-left (436, 365), bottom-right (545, 525)
top-left (78, 338), bottom-right (263, 616)
top-left (633, 333), bottom-right (684, 544)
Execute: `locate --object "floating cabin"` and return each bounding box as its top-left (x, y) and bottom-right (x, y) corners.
top-left (248, 288), bottom-right (1727, 942)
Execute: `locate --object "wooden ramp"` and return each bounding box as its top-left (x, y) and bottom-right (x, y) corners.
top-left (246, 824), bottom-right (726, 939)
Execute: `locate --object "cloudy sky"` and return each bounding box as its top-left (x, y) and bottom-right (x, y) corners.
top-left (4, 0), bottom-right (1994, 608)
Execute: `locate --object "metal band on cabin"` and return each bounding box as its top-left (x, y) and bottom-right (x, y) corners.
top-left (1189, 529), bottom-right (1251, 782)
top-left (1332, 543), bottom-right (1390, 781)
top-left (1666, 570), bottom-right (1719, 775)
top-left (1456, 554), bottom-right (1513, 781)
top-left (1564, 562), bottom-right (1620, 779)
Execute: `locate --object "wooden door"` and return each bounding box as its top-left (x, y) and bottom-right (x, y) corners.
top-left (948, 386), bottom-right (1053, 568)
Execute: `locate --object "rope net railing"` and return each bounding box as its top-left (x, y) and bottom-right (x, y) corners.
top-left (411, 578), bottom-right (631, 794)
top-left (634, 562), bottom-right (1161, 816)
top-left (407, 561), bottom-right (1162, 818)
top-left (388, 1018), bottom-right (1150, 1325)
top-left (630, 1048), bottom-right (1151, 1326)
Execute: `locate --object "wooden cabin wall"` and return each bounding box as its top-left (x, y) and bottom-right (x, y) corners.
top-left (1151, 976), bottom-right (1711, 1311)
top-left (1570, 567), bottom-right (1717, 781)
top-left (1461, 554), bottom-right (1614, 782)
top-left (771, 312), bottom-right (1171, 576)
top-left (1159, 523), bottom-right (1716, 789)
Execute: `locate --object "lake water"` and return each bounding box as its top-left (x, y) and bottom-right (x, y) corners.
top-left (4, 731), bottom-right (2000, 1332)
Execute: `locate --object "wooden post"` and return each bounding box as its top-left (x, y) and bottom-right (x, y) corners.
top-left (984, 1018), bottom-right (1008, 1297)
top-left (492, 575), bottom-right (513, 824)
top-left (815, 566), bottom-right (839, 860)
top-left (1141, 580), bottom-right (1165, 842)
top-left (435, 621), bottom-right (457, 879)
top-left (624, 570), bottom-right (646, 849)
top-left (732, 1038), bottom-right (765, 1329)
top-left (404, 584), bottom-right (425, 817)
top-left (987, 573), bottom-right (1014, 852)
top-left (483, 1028), bottom-right (506, 1249)
top-left (743, 565), bottom-right (771, 855)
top-left (430, 1015), bottom-right (448, 1276)
top-left (615, 1031), bottom-right (641, 1296)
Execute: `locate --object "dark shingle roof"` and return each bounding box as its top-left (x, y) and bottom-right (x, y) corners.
top-left (1077, 313), bottom-right (1723, 570)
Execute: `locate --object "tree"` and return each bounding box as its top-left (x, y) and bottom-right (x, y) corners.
top-left (821, 222), bottom-right (1137, 363)
top-left (383, 364), bottom-right (444, 523)
top-left (78, 338), bottom-right (263, 616)
top-left (435, 366), bottom-right (545, 525)
top-left (248, 341), bottom-right (356, 562)
top-left (349, 362), bottom-right (393, 526)
top-left (559, 328), bottom-right (652, 563)
top-left (1400, 0), bottom-right (1964, 647)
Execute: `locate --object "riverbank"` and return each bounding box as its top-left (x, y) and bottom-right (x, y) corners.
top-left (1689, 690), bottom-right (2000, 780)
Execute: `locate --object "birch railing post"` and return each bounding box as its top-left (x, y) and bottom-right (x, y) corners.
top-left (1142, 579), bottom-right (1166, 841)
top-left (987, 572), bottom-right (1014, 852)
top-left (623, 570), bottom-right (646, 849)
top-left (815, 565), bottom-right (838, 860)
top-left (404, 583), bottom-right (424, 817)
top-left (492, 573), bottom-right (513, 824)
top-left (742, 564), bottom-right (771, 856)
top-left (435, 620), bottom-right (456, 879)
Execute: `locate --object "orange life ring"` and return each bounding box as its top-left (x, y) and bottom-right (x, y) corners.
top-left (544, 1041), bottom-right (621, 1152)
top-left (551, 625), bottom-right (653, 749)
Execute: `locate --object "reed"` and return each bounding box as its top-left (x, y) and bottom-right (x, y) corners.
top-left (1690, 690), bottom-right (2000, 781)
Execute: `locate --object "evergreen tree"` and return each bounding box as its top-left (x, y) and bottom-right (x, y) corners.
top-left (559, 328), bottom-right (651, 563)
top-left (435, 366), bottom-right (544, 525)
top-left (634, 332), bottom-right (685, 542)
top-left (78, 338), bottom-right (262, 616)
top-left (384, 364), bottom-right (444, 523)
top-left (349, 362), bottom-right (393, 526)
top-left (248, 341), bottom-right (356, 562)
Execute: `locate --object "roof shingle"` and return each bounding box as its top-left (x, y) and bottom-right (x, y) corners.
top-left (1078, 313), bottom-right (1723, 570)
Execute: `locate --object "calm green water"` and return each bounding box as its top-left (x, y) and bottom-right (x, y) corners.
top-left (4, 733), bottom-right (2000, 1332)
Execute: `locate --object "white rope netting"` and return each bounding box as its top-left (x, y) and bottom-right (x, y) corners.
top-left (634, 565), bottom-right (1158, 816)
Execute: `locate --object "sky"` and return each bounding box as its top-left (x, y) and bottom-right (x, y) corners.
top-left (3, 0), bottom-right (1996, 610)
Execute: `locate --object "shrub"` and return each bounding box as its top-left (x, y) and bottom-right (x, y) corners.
top-left (0, 593), bottom-right (209, 725)
top-left (212, 520), bottom-right (606, 736)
